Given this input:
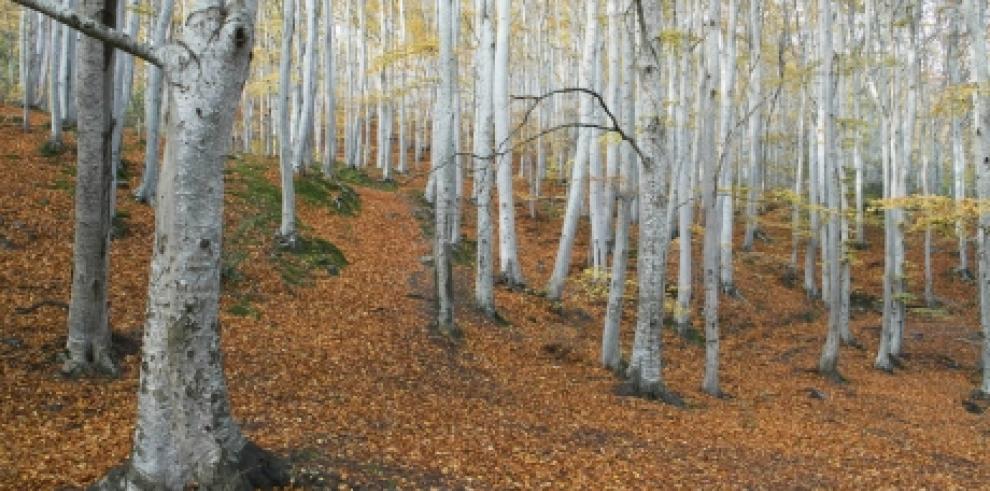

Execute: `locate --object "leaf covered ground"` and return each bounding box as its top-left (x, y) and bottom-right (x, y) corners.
top-left (2, 108), bottom-right (990, 488)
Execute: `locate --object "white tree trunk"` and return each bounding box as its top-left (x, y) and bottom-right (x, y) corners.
top-left (494, 0), bottom-right (524, 285)
top-left (818, 0), bottom-right (841, 377)
top-left (717, 0), bottom-right (738, 294)
top-left (546, 0), bottom-right (597, 301)
top-left (742, 0), bottom-right (763, 252)
top-left (965, 0), bottom-right (990, 395)
top-left (474, 0), bottom-right (496, 315)
top-left (108, 0), bottom-right (138, 215)
top-left (278, 0), bottom-right (297, 243)
top-left (700, 0), bottom-right (722, 396)
top-left (626, 0), bottom-right (677, 404)
top-left (435, 0), bottom-right (458, 334)
top-left (292, 0), bottom-right (319, 172)
top-left (47, 2), bottom-right (63, 148)
top-left (322, 0), bottom-right (336, 176)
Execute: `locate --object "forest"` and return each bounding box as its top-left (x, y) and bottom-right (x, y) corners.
top-left (1, 0), bottom-right (989, 488)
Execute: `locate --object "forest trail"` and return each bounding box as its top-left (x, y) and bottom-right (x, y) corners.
top-left (2, 108), bottom-right (990, 488)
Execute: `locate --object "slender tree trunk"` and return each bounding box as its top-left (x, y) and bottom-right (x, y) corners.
top-left (62, 0), bottom-right (117, 377)
top-left (717, 0), bottom-right (738, 295)
top-left (494, 0), bottom-right (524, 285)
top-left (965, 0), bottom-right (990, 395)
top-left (474, 0), bottom-right (496, 316)
top-left (322, 0), bottom-right (336, 176)
top-left (47, 4), bottom-right (63, 149)
top-left (546, 0), bottom-right (597, 301)
top-left (107, 0), bottom-right (137, 215)
top-left (435, 0), bottom-right (458, 334)
top-left (818, 0), bottom-right (841, 377)
top-left (700, 0), bottom-right (722, 396)
top-left (292, 0), bottom-right (319, 172)
top-left (742, 0), bottom-right (763, 252)
top-left (278, 0), bottom-right (297, 244)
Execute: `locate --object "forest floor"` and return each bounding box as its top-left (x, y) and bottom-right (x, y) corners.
top-left (2, 107), bottom-right (990, 489)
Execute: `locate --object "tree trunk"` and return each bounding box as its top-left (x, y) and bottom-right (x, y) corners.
top-left (278, 0), bottom-right (297, 244)
top-left (625, 0), bottom-right (677, 404)
top-left (817, 0), bottom-right (841, 378)
top-left (474, 0), bottom-right (496, 316)
top-left (700, 0), bottom-right (722, 397)
top-left (62, 0), bottom-right (117, 377)
top-left (494, 0), bottom-right (524, 286)
top-left (435, 0), bottom-right (458, 335)
top-left (965, 0), bottom-right (990, 395)
top-left (292, 0), bottom-right (319, 172)
top-left (86, 3), bottom-right (288, 487)
top-left (546, 0), bottom-right (597, 301)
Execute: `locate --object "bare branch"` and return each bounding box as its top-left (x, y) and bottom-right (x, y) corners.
top-left (9, 0), bottom-right (163, 67)
top-left (507, 87), bottom-right (647, 162)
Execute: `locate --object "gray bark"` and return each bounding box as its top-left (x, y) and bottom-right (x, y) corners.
top-left (62, 0), bottom-right (117, 377)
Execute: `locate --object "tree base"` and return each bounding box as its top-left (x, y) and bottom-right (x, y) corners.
top-left (956, 267), bottom-right (975, 282)
top-left (60, 351), bottom-right (119, 378)
top-left (91, 441), bottom-right (289, 491)
top-left (818, 368), bottom-right (848, 384)
top-left (615, 378), bottom-right (684, 407)
top-left (842, 336), bottom-right (864, 350)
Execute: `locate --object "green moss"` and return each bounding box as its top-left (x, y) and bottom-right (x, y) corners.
top-left (111, 210), bottom-right (130, 240)
top-left (223, 156), bottom-right (349, 290)
top-left (272, 235), bottom-right (348, 286)
top-left (38, 140), bottom-right (66, 157)
top-left (451, 237), bottom-right (476, 265)
top-left (335, 165), bottom-right (398, 191)
top-left (295, 173), bottom-right (361, 216)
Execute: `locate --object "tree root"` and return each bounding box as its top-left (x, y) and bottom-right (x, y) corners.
top-left (91, 441), bottom-right (289, 490)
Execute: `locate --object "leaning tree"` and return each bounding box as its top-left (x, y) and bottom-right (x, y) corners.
top-left (10, 0), bottom-right (289, 487)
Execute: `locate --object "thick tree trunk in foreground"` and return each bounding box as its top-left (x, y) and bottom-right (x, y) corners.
top-left (90, 3), bottom-right (288, 488)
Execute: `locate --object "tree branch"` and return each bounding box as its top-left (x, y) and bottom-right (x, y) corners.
top-left (508, 87), bottom-right (647, 162)
top-left (9, 0), bottom-right (163, 67)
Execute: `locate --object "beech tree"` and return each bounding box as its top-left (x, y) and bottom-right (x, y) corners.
top-left (11, 0), bottom-right (289, 487)
top-left (964, 0), bottom-right (990, 395)
top-left (434, 0), bottom-right (458, 334)
top-left (61, 0), bottom-right (116, 377)
top-left (473, 0), bottom-right (495, 316)
top-left (494, 0), bottom-right (524, 286)
top-left (133, 0), bottom-right (175, 204)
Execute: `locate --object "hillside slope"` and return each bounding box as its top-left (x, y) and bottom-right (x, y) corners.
top-left (1, 109), bottom-right (989, 488)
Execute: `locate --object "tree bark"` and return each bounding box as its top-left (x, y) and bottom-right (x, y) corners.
top-left (62, 0), bottom-right (117, 377)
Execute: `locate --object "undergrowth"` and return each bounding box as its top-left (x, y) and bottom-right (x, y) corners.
top-left (222, 157), bottom-right (350, 314)
top-left (336, 165), bottom-right (399, 191)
